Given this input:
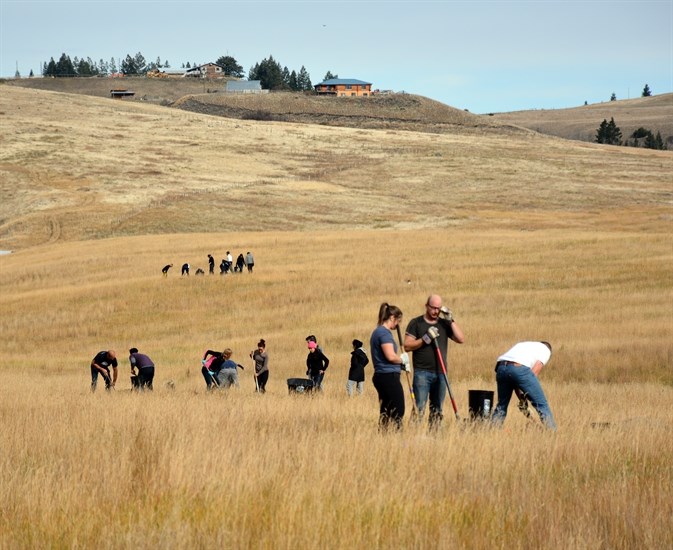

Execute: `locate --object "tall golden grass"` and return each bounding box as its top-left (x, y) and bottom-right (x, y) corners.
top-left (1, 84), bottom-right (671, 548)
top-left (1, 228), bottom-right (671, 548)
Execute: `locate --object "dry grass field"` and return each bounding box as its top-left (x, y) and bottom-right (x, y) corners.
top-left (0, 82), bottom-right (672, 549)
top-left (490, 93), bottom-right (673, 145)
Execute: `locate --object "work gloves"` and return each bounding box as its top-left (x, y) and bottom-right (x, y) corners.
top-left (422, 326), bottom-right (441, 344)
top-left (439, 307), bottom-right (454, 323)
top-left (400, 352), bottom-right (411, 372)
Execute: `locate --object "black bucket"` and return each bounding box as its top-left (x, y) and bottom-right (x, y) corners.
top-left (287, 378), bottom-right (314, 394)
top-left (468, 390), bottom-right (494, 419)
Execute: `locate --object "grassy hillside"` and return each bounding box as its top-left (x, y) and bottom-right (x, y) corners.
top-left (490, 93), bottom-right (673, 145)
top-left (7, 76), bottom-right (672, 145)
top-left (1, 85), bottom-right (671, 251)
top-left (1, 82), bottom-right (672, 549)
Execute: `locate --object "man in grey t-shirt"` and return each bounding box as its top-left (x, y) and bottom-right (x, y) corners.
top-left (404, 294), bottom-right (464, 427)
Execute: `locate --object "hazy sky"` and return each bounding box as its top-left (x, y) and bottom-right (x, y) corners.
top-left (1, 0), bottom-right (671, 113)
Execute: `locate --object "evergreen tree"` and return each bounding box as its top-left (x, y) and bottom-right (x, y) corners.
top-left (655, 132), bottom-right (665, 150)
top-left (29, 69), bottom-right (34, 77)
top-left (289, 70), bottom-right (299, 91)
top-left (323, 70), bottom-right (337, 81)
top-left (44, 58), bottom-right (57, 77)
top-left (249, 56), bottom-right (284, 89)
top-left (631, 127), bottom-right (650, 140)
top-left (164, 60), bottom-right (171, 68)
top-left (595, 118), bottom-right (622, 145)
top-left (281, 66), bottom-right (291, 89)
top-left (133, 52), bottom-right (147, 74)
top-left (297, 66), bottom-right (312, 91)
top-left (121, 54), bottom-right (138, 75)
top-left (610, 93), bottom-right (617, 101)
top-left (642, 84), bottom-right (652, 97)
top-left (215, 55), bottom-right (244, 77)
top-left (109, 57), bottom-right (117, 74)
top-left (55, 53), bottom-right (75, 76)
top-left (644, 132), bottom-right (657, 149)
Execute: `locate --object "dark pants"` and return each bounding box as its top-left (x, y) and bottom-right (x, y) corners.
top-left (309, 371), bottom-right (324, 391)
top-left (372, 372), bottom-right (405, 430)
top-left (256, 370), bottom-right (269, 393)
top-left (202, 366), bottom-right (220, 389)
top-left (136, 367), bottom-right (154, 391)
top-left (91, 366), bottom-right (111, 392)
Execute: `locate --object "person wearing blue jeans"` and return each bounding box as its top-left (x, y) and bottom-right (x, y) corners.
top-left (491, 341), bottom-right (556, 430)
top-left (404, 295), bottom-right (464, 429)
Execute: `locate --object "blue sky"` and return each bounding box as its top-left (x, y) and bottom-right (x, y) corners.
top-left (1, 0), bottom-right (671, 113)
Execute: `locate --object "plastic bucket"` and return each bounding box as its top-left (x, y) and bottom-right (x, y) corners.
top-left (468, 390), bottom-right (494, 419)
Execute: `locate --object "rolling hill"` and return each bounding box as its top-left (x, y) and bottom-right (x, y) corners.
top-left (489, 93), bottom-right (673, 146)
top-left (0, 81), bottom-right (671, 251)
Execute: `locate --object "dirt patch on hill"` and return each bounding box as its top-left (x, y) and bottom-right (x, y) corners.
top-left (170, 91), bottom-right (530, 135)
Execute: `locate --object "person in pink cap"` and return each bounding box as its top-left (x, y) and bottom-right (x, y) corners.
top-left (306, 339), bottom-right (330, 391)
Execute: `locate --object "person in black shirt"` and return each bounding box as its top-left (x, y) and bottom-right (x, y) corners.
top-left (129, 348), bottom-right (155, 391)
top-left (347, 339), bottom-right (369, 396)
top-left (91, 350), bottom-right (118, 392)
top-left (201, 348), bottom-right (226, 389)
top-left (306, 341), bottom-right (329, 391)
top-left (208, 254), bottom-right (215, 275)
top-left (404, 294), bottom-right (464, 428)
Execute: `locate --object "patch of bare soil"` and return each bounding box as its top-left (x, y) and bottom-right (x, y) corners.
top-left (170, 91), bottom-right (529, 135)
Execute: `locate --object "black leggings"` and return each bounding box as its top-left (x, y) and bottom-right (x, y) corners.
top-left (372, 372), bottom-right (405, 430)
top-left (256, 370), bottom-right (269, 393)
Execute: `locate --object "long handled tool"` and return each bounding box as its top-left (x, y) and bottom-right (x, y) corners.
top-left (430, 338), bottom-right (460, 420)
top-left (208, 370), bottom-right (220, 389)
top-left (396, 326), bottom-right (418, 415)
top-left (252, 355), bottom-right (260, 392)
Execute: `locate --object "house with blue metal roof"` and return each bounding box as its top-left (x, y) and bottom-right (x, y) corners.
top-left (314, 78), bottom-right (372, 97)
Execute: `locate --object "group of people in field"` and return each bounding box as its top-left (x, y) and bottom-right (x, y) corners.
top-left (90, 293), bottom-right (556, 431)
top-left (161, 250), bottom-right (255, 277)
top-left (370, 295), bottom-right (555, 431)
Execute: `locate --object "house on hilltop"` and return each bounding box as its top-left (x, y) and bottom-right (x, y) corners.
top-left (184, 63), bottom-right (226, 79)
top-left (314, 78), bottom-right (372, 97)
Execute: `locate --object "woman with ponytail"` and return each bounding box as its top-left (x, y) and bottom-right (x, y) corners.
top-left (370, 303), bottom-right (409, 430)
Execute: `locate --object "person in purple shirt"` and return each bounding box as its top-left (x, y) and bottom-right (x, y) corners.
top-left (129, 347), bottom-right (155, 391)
